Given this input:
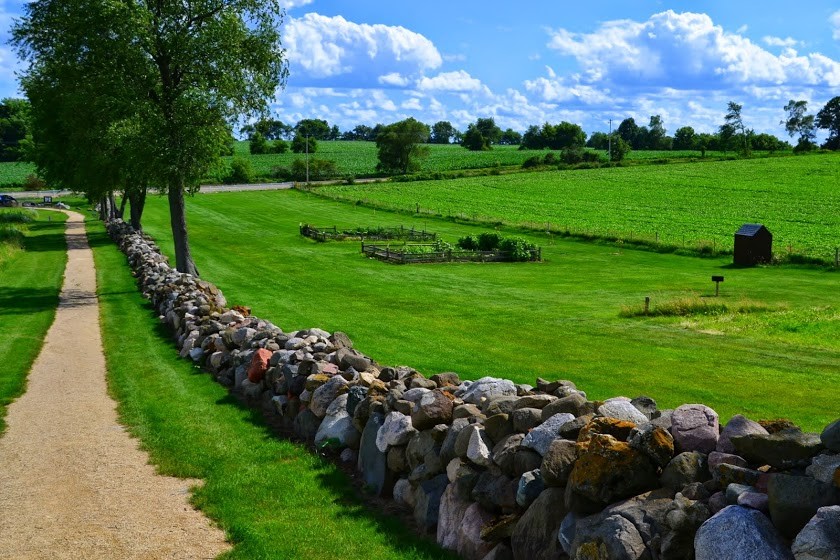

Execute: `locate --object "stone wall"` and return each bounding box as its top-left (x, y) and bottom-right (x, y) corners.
top-left (106, 219), bottom-right (840, 560)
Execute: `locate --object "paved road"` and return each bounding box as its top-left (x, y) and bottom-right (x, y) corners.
top-left (2, 177), bottom-right (383, 200)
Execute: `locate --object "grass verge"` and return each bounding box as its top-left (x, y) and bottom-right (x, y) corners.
top-left (0, 209), bottom-right (67, 434)
top-left (89, 220), bottom-right (456, 560)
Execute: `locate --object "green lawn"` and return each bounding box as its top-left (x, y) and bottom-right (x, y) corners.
top-left (138, 189), bottom-right (839, 431)
top-left (90, 221), bottom-right (456, 560)
top-left (0, 209), bottom-right (67, 433)
top-left (314, 153), bottom-right (840, 262)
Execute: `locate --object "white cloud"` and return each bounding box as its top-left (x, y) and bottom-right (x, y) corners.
top-left (417, 70), bottom-right (484, 92)
top-left (401, 98), bottom-right (423, 111)
top-left (284, 13), bottom-right (442, 87)
top-left (546, 10), bottom-right (840, 89)
top-left (763, 36), bottom-right (799, 48)
top-left (278, 0), bottom-right (314, 9)
top-left (378, 72), bottom-right (410, 87)
top-left (831, 10), bottom-right (840, 40)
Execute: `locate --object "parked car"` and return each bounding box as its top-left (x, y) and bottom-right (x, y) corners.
top-left (0, 194), bottom-right (19, 207)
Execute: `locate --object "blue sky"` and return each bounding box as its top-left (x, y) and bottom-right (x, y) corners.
top-left (3, 0), bottom-right (840, 138)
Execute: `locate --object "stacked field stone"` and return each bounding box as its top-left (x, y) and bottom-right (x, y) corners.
top-left (107, 219), bottom-right (840, 560)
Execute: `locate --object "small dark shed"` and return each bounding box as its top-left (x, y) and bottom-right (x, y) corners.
top-left (734, 224), bottom-right (772, 265)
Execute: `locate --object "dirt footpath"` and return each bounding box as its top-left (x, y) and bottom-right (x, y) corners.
top-left (0, 211), bottom-right (230, 559)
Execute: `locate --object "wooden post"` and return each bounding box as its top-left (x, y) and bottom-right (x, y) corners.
top-left (835, 247), bottom-right (839, 267)
top-left (644, 296), bottom-right (650, 314)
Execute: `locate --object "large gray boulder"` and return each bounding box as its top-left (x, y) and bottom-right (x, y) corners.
top-left (357, 412), bottom-right (395, 497)
top-left (768, 473), bottom-right (840, 539)
top-left (718, 414), bottom-right (769, 454)
top-left (671, 404), bottom-right (719, 454)
top-left (661, 451), bottom-right (710, 491)
top-left (309, 374), bottom-right (348, 418)
top-left (510, 487), bottom-right (568, 560)
top-left (458, 503), bottom-right (496, 560)
top-left (458, 377), bottom-right (517, 406)
top-left (521, 413), bottom-right (575, 456)
top-left (821, 420), bottom-right (840, 453)
top-left (807, 453), bottom-right (840, 485)
top-left (791, 506), bottom-right (840, 560)
top-left (411, 389), bottom-right (453, 431)
top-left (599, 397), bottom-right (650, 424)
top-left (733, 430), bottom-right (825, 470)
top-left (695, 505), bottom-right (794, 560)
top-left (540, 438), bottom-right (578, 487)
top-left (376, 411), bottom-right (417, 452)
top-left (313, 394), bottom-right (360, 448)
top-left (414, 473), bottom-right (449, 532)
top-left (436, 483), bottom-right (471, 551)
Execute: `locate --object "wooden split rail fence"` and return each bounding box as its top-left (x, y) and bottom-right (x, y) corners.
top-left (361, 243), bottom-right (541, 264)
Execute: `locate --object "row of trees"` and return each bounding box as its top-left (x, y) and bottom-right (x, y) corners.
top-left (14, 0), bottom-right (288, 275)
top-left (244, 96), bottom-right (840, 158)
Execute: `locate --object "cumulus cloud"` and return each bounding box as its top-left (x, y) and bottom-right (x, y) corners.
top-left (416, 70), bottom-right (484, 92)
top-left (284, 13), bottom-right (442, 87)
top-left (546, 10), bottom-right (840, 89)
top-left (763, 36), bottom-right (799, 48)
top-left (378, 72), bottom-right (410, 87)
top-left (278, 0), bottom-right (314, 9)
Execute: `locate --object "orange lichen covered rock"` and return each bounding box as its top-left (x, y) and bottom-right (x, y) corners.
top-left (567, 434), bottom-right (659, 513)
top-left (577, 417), bottom-right (636, 444)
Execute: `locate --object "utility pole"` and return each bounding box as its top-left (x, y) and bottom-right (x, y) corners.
top-left (608, 118), bottom-right (612, 161)
top-left (305, 133), bottom-right (310, 184)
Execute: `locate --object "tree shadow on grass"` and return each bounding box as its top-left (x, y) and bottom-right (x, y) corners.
top-left (0, 287), bottom-right (60, 316)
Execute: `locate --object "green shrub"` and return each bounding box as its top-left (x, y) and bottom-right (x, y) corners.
top-left (23, 174), bottom-right (46, 190)
top-left (522, 156), bottom-right (542, 169)
top-left (271, 139), bottom-right (289, 154)
top-left (457, 235), bottom-right (479, 250)
top-left (499, 237), bottom-right (538, 261)
top-left (249, 132), bottom-right (269, 155)
top-left (542, 152), bottom-right (558, 165)
top-left (290, 157), bottom-right (338, 181)
top-left (477, 232), bottom-right (503, 251)
top-left (225, 158), bottom-right (255, 184)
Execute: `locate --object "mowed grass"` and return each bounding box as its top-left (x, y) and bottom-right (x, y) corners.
top-left (89, 221), bottom-right (456, 560)
top-left (0, 209), bottom-right (67, 433)
top-left (138, 189), bottom-right (840, 431)
top-left (315, 153), bottom-right (840, 261)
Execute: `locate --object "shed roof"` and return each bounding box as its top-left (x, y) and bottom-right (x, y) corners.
top-left (735, 223), bottom-right (767, 237)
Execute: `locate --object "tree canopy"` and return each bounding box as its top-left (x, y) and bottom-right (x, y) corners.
top-left (816, 96), bottom-right (840, 150)
top-left (14, 0), bottom-right (288, 274)
top-left (375, 118), bottom-right (430, 174)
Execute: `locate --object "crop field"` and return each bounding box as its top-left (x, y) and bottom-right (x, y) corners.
top-left (137, 189), bottom-right (839, 431)
top-left (212, 140), bottom-right (744, 182)
top-left (0, 162), bottom-right (37, 190)
top-left (314, 153), bottom-right (840, 262)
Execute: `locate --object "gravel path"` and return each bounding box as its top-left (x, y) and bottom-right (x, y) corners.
top-left (0, 211), bottom-right (230, 559)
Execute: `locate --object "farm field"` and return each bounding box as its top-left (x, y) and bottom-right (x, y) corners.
top-left (138, 189), bottom-right (840, 431)
top-left (314, 153), bottom-right (840, 262)
top-left (0, 161), bottom-right (37, 190)
top-left (0, 209), bottom-right (67, 433)
top-left (89, 221), bottom-right (455, 559)
top-left (211, 140), bottom-right (751, 182)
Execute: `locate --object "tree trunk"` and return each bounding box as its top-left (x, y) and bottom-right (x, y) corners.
top-left (128, 184), bottom-right (147, 231)
top-left (168, 179), bottom-right (199, 276)
top-left (98, 195), bottom-right (108, 221)
top-left (117, 193), bottom-right (128, 219)
top-left (108, 192), bottom-right (118, 220)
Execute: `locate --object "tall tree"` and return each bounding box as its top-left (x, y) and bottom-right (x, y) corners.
top-left (0, 99), bottom-right (32, 162)
top-left (474, 118), bottom-right (502, 146)
top-left (462, 124), bottom-right (490, 151)
top-left (816, 96), bottom-right (840, 150)
top-left (499, 128), bottom-right (522, 145)
top-left (295, 119), bottom-right (331, 140)
top-left (646, 115), bottom-right (666, 149)
top-left (15, 0), bottom-right (288, 275)
top-left (721, 101), bottom-right (750, 156)
top-left (375, 118), bottom-right (430, 174)
top-left (782, 100), bottom-right (816, 152)
top-left (673, 126), bottom-right (696, 150)
top-left (430, 121), bottom-right (457, 144)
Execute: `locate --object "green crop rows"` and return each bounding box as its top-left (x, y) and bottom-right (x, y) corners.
top-left (314, 153), bottom-right (840, 262)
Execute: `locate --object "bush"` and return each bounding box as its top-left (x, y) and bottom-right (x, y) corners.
top-left (290, 157), bottom-right (338, 181)
top-left (457, 235), bottom-right (479, 250)
top-left (522, 156), bottom-right (542, 169)
top-left (249, 132), bottom-right (269, 155)
top-left (271, 139), bottom-right (289, 154)
top-left (292, 134), bottom-right (317, 154)
top-left (542, 152), bottom-right (558, 165)
top-left (477, 232), bottom-right (504, 251)
top-left (23, 174), bottom-right (46, 191)
top-left (225, 158), bottom-right (255, 184)
top-left (499, 237), bottom-right (538, 261)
